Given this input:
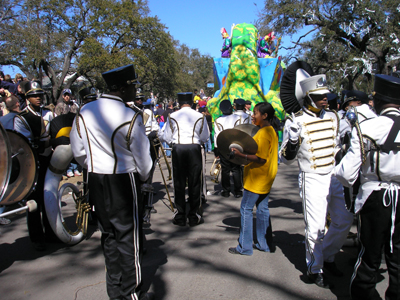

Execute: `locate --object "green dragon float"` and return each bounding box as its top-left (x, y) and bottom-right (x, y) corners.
top-left (207, 23), bottom-right (286, 123)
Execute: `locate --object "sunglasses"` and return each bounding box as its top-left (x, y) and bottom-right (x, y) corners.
top-left (310, 94), bottom-right (327, 101)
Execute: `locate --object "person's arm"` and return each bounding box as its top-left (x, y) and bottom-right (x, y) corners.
top-left (333, 126), bottom-right (362, 187)
top-left (70, 115), bottom-right (88, 169)
top-left (129, 114), bottom-right (152, 182)
top-left (230, 148), bottom-right (266, 165)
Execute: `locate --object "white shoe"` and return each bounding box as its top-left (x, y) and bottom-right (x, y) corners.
top-left (74, 170), bottom-right (82, 176)
top-left (66, 171), bottom-right (74, 178)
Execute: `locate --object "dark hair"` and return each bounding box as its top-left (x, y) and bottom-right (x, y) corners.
top-left (254, 102), bottom-right (280, 133)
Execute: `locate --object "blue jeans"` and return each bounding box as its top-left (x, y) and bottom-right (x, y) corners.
top-left (236, 189), bottom-right (271, 255)
top-left (205, 137), bottom-right (212, 152)
top-left (163, 142), bottom-right (171, 157)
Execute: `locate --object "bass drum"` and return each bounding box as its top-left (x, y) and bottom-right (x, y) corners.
top-left (44, 144), bottom-right (85, 245)
top-left (0, 129), bottom-right (39, 205)
top-left (0, 123), bottom-right (12, 202)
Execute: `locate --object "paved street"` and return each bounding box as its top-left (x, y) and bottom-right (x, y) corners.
top-left (0, 153), bottom-right (389, 300)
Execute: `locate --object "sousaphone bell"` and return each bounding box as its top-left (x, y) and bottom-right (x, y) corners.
top-left (217, 124), bottom-right (259, 165)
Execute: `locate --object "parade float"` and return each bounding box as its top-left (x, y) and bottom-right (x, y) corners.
top-left (207, 23), bottom-right (286, 127)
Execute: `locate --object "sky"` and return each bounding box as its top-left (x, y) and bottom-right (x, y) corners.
top-left (3, 0), bottom-right (291, 77)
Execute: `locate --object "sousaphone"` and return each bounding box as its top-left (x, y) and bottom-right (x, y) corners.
top-left (217, 124), bottom-right (259, 165)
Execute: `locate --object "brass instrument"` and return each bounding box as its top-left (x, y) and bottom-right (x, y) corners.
top-left (152, 136), bottom-right (174, 211)
top-left (143, 135), bottom-right (174, 224)
top-left (157, 139), bottom-right (172, 180)
top-left (210, 157), bottom-right (221, 183)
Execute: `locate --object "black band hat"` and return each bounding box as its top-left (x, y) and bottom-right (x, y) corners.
top-left (234, 98), bottom-right (246, 110)
top-left (220, 100), bottom-right (232, 115)
top-left (342, 90), bottom-right (368, 109)
top-left (280, 61), bottom-right (314, 114)
top-left (102, 64), bottom-right (140, 90)
top-left (373, 74), bottom-right (400, 104)
top-left (177, 92), bottom-right (193, 105)
top-left (25, 80), bottom-right (44, 97)
top-left (79, 87), bottom-right (97, 101)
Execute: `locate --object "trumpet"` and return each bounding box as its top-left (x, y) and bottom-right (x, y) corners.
top-left (210, 157), bottom-right (221, 183)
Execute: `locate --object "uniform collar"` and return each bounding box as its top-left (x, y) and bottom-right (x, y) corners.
top-left (27, 105), bottom-right (42, 116)
top-left (303, 105), bottom-right (326, 118)
top-left (100, 93), bottom-right (124, 103)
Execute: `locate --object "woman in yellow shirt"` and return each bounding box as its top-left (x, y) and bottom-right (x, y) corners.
top-left (228, 102), bottom-right (279, 255)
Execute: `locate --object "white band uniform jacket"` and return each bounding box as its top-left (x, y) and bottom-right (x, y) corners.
top-left (334, 107), bottom-right (400, 213)
top-left (70, 94), bottom-right (152, 182)
top-left (281, 107), bottom-right (340, 174)
top-left (214, 113), bottom-right (242, 148)
top-left (338, 104), bottom-right (377, 139)
top-left (233, 110), bottom-right (251, 125)
top-left (160, 106), bottom-right (210, 145)
top-left (143, 108), bottom-right (159, 135)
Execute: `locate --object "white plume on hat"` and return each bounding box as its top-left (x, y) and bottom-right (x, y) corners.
top-left (295, 69), bottom-right (311, 101)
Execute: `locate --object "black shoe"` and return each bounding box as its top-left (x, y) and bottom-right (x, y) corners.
top-left (234, 191), bottom-right (243, 198)
top-left (221, 191), bottom-right (230, 197)
top-left (228, 247), bottom-right (243, 255)
top-left (323, 261), bottom-right (344, 277)
top-left (189, 217), bottom-right (204, 227)
top-left (307, 273), bottom-right (330, 289)
top-left (172, 219), bottom-right (186, 226)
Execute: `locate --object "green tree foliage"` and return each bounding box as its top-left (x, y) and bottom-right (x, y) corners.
top-left (257, 0), bottom-right (400, 91)
top-left (0, 0), bottom-right (194, 103)
top-left (173, 42), bottom-right (214, 97)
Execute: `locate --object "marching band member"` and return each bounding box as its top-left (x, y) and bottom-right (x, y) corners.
top-left (70, 64), bottom-right (153, 300)
top-left (334, 74), bottom-right (400, 300)
top-left (160, 92), bottom-right (210, 227)
top-left (14, 80), bottom-right (57, 251)
top-left (233, 98), bottom-right (251, 125)
top-left (337, 90), bottom-right (377, 210)
top-left (280, 74), bottom-right (353, 288)
top-left (214, 100), bottom-right (243, 198)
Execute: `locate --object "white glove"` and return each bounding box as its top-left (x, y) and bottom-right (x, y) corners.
top-left (289, 113), bottom-right (302, 143)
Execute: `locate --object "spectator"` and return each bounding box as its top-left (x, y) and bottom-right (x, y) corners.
top-left (200, 88), bottom-right (206, 99)
top-left (4, 74), bottom-right (13, 83)
top-left (14, 73), bottom-right (23, 83)
top-left (16, 81), bottom-right (28, 110)
top-left (0, 95), bottom-right (20, 129)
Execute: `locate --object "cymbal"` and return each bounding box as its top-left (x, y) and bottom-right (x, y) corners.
top-left (234, 124), bottom-right (259, 137)
top-left (217, 128), bottom-right (258, 165)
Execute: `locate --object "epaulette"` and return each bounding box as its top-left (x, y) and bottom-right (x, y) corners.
top-left (287, 110), bottom-right (303, 121)
top-left (129, 105), bottom-right (141, 114)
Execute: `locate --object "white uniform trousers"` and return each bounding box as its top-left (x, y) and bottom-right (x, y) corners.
top-left (299, 171), bottom-right (353, 274)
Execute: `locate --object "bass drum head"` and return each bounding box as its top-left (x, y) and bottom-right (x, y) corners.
top-left (0, 123), bottom-right (12, 202)
top-left (0, 130), bottom-right (39, 205)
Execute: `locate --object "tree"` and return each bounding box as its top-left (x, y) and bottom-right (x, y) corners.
top-left (173, 42), bottom-right (214, 98)
top-left (257, 0), bottom-right (400, 90)
top-left (0, 0), bottom-right (180, 103)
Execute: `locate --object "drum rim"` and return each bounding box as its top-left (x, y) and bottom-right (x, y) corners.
top-left (0, 129), bottom-right (40, 205)
top-left (0, 123), bottom-right (12, 202)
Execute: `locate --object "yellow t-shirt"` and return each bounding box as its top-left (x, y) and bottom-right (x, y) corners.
top-left (194, 95), bottom-right (201, 104)
top-left (243, 125), bottom-right (278, 194)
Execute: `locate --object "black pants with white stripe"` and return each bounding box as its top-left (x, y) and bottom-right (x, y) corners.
top-left (351, 189), bottom-right (400, 300)
top-left (172, 144), bottom-right (203, 224)
top-left (220, 154), bottom-right (242, 194)
top-left (89, 172), bottom-right (144, 300)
